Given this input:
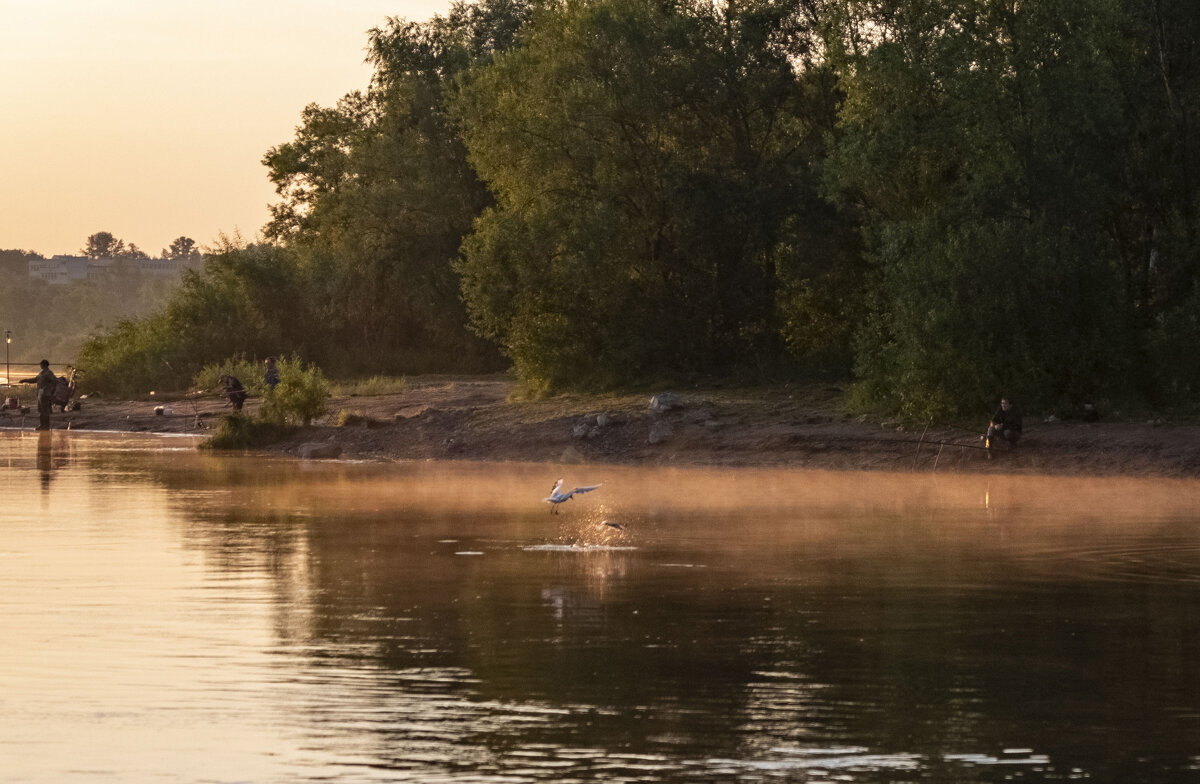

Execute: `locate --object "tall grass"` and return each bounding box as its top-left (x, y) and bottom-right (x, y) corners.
top-left (330, 375), bottom-right (411, 397)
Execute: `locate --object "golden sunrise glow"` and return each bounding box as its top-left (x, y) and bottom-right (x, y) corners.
top-left (0, 0), bottom-right (450, 257)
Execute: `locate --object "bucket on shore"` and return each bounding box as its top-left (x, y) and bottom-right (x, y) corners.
top-left (3, 397), bottom-right (17, 410)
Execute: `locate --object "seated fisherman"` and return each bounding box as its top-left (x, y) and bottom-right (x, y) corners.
top-left (986, 396), bottom-right (1022, 450)
top-left (218, 374), bottom-right (248, 411)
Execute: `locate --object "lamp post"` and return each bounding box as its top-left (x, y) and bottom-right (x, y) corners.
top-left (4, 330), bottom-right (9, 389)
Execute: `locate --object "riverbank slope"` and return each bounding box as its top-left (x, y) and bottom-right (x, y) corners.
top-left (4, 377), bottom-right (1199, 477)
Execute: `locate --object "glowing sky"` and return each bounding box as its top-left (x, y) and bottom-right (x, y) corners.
top-left (0, 0), bottom-right (450, 258)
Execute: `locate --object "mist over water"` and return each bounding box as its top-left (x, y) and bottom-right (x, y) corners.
top-left (3, 431), bottom-right (1200, 782)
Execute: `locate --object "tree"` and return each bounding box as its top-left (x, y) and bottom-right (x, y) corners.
top-left (163, 236), bottom-right (202, 261)
top-left (824, 0), bottom-right (1138, 417)
top-left (121, 243), bottom-right (149, 260)
top-left (0, 249), bottom-right (40, 277)
top-left (1115, 0), bottom-right (1200, 402)
top-left (77, 240), bottom-right (314, 393)
top-left (81, 232), bottom-right (126, 259)
top-left (455, 0), bottom-right (852, 389)
top-left (260, 0), bottom-right (529, 374)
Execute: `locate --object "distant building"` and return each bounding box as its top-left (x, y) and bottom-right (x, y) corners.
top-left (28, 256), bottom-right (89, 284)
top-left (28, 255), bottom-right (184, 285)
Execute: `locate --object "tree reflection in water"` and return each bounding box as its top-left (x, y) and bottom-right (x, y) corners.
top-left (3, 435), bottom-right (1200, 783)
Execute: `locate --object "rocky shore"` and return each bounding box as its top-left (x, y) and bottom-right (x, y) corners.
top-left (4, 377), bottom-right (1200, 477)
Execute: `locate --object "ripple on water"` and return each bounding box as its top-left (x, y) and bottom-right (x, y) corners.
top-left (691, 746), bottom-right (1058, 780)
top-left (1009, 537), bottom-right (1200, 586)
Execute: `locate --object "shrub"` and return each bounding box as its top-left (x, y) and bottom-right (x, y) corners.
top-left (201, 414), bottom-right (291, 450)
top-left (76, 314), bottom-right (182, 395)
top-left (258, 356), bottom-right (329, 426)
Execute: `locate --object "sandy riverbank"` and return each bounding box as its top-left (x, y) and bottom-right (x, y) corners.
top-left (4, 377), bottom-right (1200, 477)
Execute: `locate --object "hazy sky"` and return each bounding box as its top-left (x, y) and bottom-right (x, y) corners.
top-left (0, 0), bottom-right (450, 258)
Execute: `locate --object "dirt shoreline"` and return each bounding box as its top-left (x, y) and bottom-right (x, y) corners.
top-left (4, 377), bottom-right (1200, 477)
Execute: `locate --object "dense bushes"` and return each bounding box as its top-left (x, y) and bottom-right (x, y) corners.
top-left (198, 354), bottom-right (331, 449)
top-left (258, 357), bottom-right (329, 426)
top-left (195, 354), bottom-right (329, 426)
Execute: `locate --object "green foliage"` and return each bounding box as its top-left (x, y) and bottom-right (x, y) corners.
top-left (824, 0), bottom-right (1163, 417)
top-left (74, 313), bottom-right (183, 395)
top-left (455, 0), bottom-right (854, 390)
top-left (201, 414), bottom-right (292, 450)
top-left (192, 354), bottom-right (330, 427)
top-left (78, 241), bottom-right (316, 393)
top-left (259, 0), bottom-right (524, 376)
top-left (258, 357), bottom-right (330, 426)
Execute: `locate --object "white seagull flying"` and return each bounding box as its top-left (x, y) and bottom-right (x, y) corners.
top-left (544, 479), bottom-right (602, 514)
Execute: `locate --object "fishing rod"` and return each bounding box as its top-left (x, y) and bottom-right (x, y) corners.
top-left (163, 359), bottom-right (215, 427)
top-left (878, 417), bottom-right (993, 450)
top-left (880, 435), bottom-right (992, 451)
top-left (810, 430), bottom-right (992, 452)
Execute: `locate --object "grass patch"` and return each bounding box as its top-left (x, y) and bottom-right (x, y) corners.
top-left (332, 375), bottom-right (410, 397)
top-left (201, 414), bottom-right (294, 450)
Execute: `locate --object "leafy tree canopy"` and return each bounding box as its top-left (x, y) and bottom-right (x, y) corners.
top-left (455, 0), bottom-right (855, 390)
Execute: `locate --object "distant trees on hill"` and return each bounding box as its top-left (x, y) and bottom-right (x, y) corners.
top-left (81, 231), bottom-right (142, 259)
top-left (1, 233), bottom-right (203, 365)
top-left (76, 0), bottom-right (1200, 417)
top-left (79, 231), bottom-right (203, 263)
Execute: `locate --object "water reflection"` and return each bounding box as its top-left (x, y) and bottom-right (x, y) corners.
top-left (33, 430), bottom-right (72, 494)
top-left (3, 432), bottom-right (1200, 782)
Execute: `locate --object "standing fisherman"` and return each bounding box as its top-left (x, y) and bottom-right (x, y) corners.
top-left (19, 359), bottom-right (57, 431)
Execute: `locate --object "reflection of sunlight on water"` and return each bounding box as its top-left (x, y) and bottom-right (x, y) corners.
top-left (704, 747), bottom-right (922, 774)
top-left (697, 746), bottom-right (1057, 776)
top-left (6, 433), bottom-right (1200, 782)
top-left (526, 544), bottom-right (637, 552)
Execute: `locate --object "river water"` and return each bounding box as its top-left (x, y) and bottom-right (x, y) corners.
top-left (3, 430), bottom-right (1200, 783)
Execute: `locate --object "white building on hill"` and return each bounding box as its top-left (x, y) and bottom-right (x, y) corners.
top-left (28, 255), bottom-right (183, 285)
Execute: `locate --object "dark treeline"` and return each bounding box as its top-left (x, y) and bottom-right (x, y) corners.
top-left (77, 0), bottom-right (1200, 417)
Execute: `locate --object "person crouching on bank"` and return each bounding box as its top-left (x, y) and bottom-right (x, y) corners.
top-left (986, 396), bottom-right (1022, 451)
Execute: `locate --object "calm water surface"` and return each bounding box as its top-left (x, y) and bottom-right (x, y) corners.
top-left (3, 430), bottom-right (1200, 782)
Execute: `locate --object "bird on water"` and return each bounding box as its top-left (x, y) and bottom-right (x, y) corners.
top-left (544, 479), bottom-right (602, 514)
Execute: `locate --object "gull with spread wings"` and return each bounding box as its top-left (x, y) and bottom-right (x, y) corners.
top-left (544, 479), bottom-right (602, 514)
